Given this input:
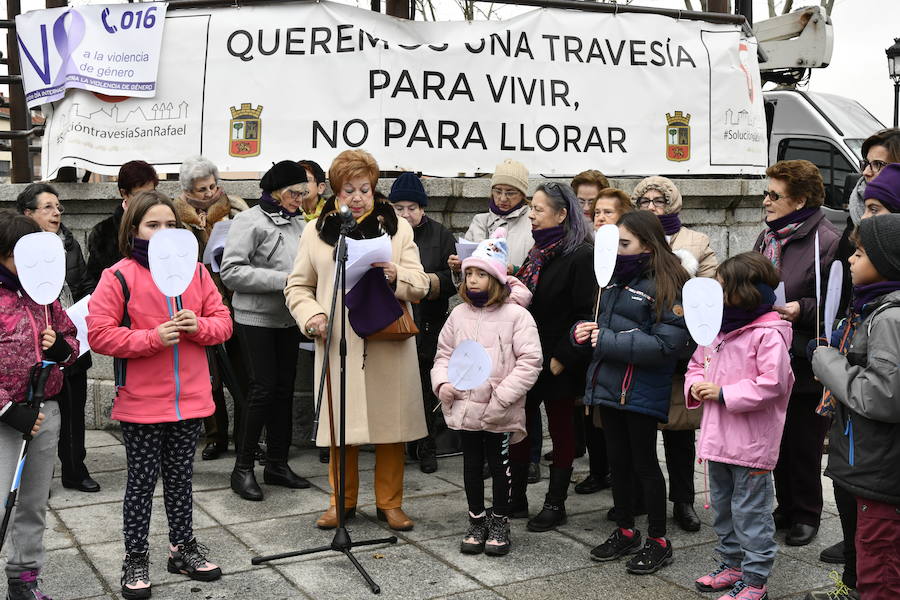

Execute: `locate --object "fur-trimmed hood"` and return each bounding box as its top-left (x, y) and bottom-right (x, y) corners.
top-left (673, 248), bottom-right (699, 277)
top-left (316, 196), bottom-right (399, 246)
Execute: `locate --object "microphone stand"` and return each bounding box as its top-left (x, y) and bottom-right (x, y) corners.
top-left (251, 212), bottom-right (397, 595)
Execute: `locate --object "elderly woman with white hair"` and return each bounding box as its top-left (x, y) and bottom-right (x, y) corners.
top-left (174, 156), bottom-right (250, 462)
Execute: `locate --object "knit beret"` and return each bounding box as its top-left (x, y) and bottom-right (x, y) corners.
top-left (491, 159), bottom-right (529, 196)
top-left (260, 160), bottom-right (308, 193)
top-left (389, 172), bottom-right (428, 207)
top-left (864, 163), bottom-right (900, 213)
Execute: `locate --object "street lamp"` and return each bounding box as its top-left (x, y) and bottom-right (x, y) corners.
top-left (887, 38), bottom-right (900, 127)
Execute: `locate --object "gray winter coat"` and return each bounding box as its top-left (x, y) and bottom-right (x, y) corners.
top-left (220, 204), bottom-right (304, 328)
top-left (813, 290), bottom-right (900, 505)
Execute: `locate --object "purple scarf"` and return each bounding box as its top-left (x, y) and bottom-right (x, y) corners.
top-left (467, 290), bottom-right (489, 307)
top-left (761, 207), bottom-right (819, 269)
top-left (0, 262), bottom-right (22, 293)
top-left (658, 213), bottom-right (682, 236)
top-left (852, 281), bottom-right (900, 314)
top-left (131, 237), bottom-right (150, 269)
top-left (721, 283), bottom-right (776, 333)
top-left (489, 198), bottom-right (523, 217)
top-left (613, 253), bottom-right (651, 284)
top-left (516, 226), bottom-right (566, 293)
top-left (259, 191), bottom-right (301, 220)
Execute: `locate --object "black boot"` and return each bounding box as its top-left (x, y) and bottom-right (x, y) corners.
top-left (419, 438), bottom-right (438, 474)
top-left (509, 462), bottom-right (530, 519)
top-left (231, 461), bottom-right (263, 501)
top-left (263, 462), bottom-right (311, 489)
top-left (527, 466), bottom-right (572, 532)
top-left (673, 502), bottom-right (701, 532)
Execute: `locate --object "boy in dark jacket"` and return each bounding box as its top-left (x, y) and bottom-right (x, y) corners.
top-left (811, 214), bottom-right (900, 600)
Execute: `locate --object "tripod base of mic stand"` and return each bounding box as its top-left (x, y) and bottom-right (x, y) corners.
top-left (251, 527), bottom-right (398, 594)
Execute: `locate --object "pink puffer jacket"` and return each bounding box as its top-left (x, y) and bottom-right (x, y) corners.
top-left (0, 289), bottom-right (78, 412)
top-left (684, 312), bottom-right (794, 470)
top-left (431, 279), bottom-right (542, 443)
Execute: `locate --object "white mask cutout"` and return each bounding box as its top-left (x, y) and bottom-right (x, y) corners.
top-left (683, 277), bottom-right (724, 347)
top-left (14, 232), bottom-right (65, 305)
top-left (148, 229), bottom-right (199, 298)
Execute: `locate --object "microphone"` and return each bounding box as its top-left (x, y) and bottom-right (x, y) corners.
top-left (338, 204), bottom-right (357, 232)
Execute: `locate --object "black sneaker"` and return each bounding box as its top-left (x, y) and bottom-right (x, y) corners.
top-left (167, 538), bottom-right (222, 582)
top-left (590, 528), bottom-right (642, 562)
top-left (460, 513), bottom-right (487, 554)
top-left (625, 538), bottom-right (674, 574)
top-left (819, 541), bottom-right (845, 564)
top-left (120, 552), bottom-right (151, 599)
top-left (484, 513), bottom-right (511, 556)
top-left (7, 570), bottom-right (53, 600)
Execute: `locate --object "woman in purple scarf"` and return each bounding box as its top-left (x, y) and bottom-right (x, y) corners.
top-left (753, 159), bottom-right (840, 547)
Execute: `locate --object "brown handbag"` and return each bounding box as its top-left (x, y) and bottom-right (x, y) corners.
top-left (367, 301), bottom-right (419, 341)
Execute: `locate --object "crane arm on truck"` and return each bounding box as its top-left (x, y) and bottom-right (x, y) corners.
top-left (754, 5), bottom-right (833, 87)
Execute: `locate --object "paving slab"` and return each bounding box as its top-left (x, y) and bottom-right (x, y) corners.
top-left (492, 564), bottom-right (703, 600)
top-left (1, 547), bottom-right (108, 600)
top-left (228, 512), bottom-right (406, 564)
top-left (80, 525), bottom-right (266, 591)
top-left (304, 466), bottom-right (462, 509)
top-left (558, 509), bottom-right (720, 551)
top-left (193, 484), bottom-right (332, 526)
top-left (656, 546), bottom-right (834, 599)
top-left (133, 566), bottom-right (306, 599)
top-left (278, 542), bottom-right (482, 600)
top-left (84, 430), bottom-right (122, 448)
top-left (420, 529), bottom-right (594, 588)
top-left (56, 497), bottom-right (217, 545)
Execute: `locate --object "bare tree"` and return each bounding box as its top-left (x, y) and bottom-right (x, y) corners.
top-left (767, 0), bottom-right (835, 18)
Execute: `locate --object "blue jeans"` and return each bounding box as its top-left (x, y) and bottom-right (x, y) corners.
top-left (709, 461), bottom-right (777, 588)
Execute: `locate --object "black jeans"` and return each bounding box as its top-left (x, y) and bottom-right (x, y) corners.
top-left (834, 482), bottom-right (858, 588)
top-left (461, 431), bottom-right (511, 517)
top-left (203, 337), bottom-right (249, 450)
top-left (58, 368), bottom-right (89, 483)
top-left (662, 429), bottom-right (696, 504)
top-left (235, 323), bottom-right (300, 465)
top-left (600, 406), bottom-right (668, 539)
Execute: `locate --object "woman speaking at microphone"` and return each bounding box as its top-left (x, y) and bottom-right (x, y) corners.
top-left (285, 149), bottom-right (430, 531)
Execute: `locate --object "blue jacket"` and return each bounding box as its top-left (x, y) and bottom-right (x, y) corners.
top-left (580, 274), bottom-right (692, 422)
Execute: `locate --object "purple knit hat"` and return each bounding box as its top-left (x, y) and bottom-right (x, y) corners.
top-left (865, 163), bottom-right (900, 213)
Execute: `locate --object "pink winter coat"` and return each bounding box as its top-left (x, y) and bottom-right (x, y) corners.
top-left (0, 289), bottom-right (78, 412)
top-left (431, 280), bottom-right (543, 443)
top-left (87, 258), bottom-right (232, 424)
top-left (684, 313), bottom-right (794, 471)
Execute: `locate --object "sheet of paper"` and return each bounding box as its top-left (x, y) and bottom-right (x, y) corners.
top-left (455, 239), bottom-right (480, 261)
top-left (448, 340), bottom-right (492, 391)
top-left (65, 295), bottom-right (91, 357)
top-left (345, 234), bottom-right (393, 291)
top-left (774, 282), bottom-right (786, 307)
top-left (202, 220), bottom-right (232, 273)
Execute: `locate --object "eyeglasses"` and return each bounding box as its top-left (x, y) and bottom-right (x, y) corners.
top-left (762, 190), bottom-right (786, 202)
top-left (31, 203), bottom-right (64, 214)
top-left (285, 188), bottom-right (309, 200)
top-left (491, 188), bottom-right (523, 200)
top-left (860, 159), bottom-right (889, 173)
top-left (636, 197), bottom-right (668, 209)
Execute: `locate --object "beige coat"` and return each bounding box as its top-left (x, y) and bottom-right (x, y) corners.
top-left (284, 217), bottom-right (430, 446)
top-left (664, 225), bottom-right (719, 430)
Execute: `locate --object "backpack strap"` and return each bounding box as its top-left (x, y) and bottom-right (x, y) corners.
top-left (112, 269), bottom-right (131, 391)
top-left (113, 270), bottom-right (131, 328)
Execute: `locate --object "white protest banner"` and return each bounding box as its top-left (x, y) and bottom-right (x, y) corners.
top-left (41, 1), bottom-right (766, 179)
top-left (16, 3), bottom-right (168, 109)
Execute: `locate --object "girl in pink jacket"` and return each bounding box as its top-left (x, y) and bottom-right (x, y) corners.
top-left (432, 232), bottom-right (542, 557)
top-left (684, 252), bottom-right (794, 600)
top-left (87, 191), bottom-right (232, 600)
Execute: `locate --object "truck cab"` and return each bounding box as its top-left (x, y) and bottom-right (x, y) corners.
top-left (764, 89), bottom-right (884, 224)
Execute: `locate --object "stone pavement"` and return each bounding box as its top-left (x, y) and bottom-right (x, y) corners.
top-left (1, 430), bottom-right (845, 600)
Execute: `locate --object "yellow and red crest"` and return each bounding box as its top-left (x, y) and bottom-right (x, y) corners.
top-left (665, 111), bottom-right (691, 162)
top-left (229, 103), bottom-right (262, 158)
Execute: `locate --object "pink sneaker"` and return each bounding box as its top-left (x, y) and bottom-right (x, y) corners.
top-left (167, 538), bottom-right (222, 582)
top-left (696, 563), bottom-right (743, 592)
top-left (718, 581), bottom-right (769, 600)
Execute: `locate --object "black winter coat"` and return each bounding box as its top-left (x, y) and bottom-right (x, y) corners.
top-left (526, 242), bottom-right (595, 399)
top-left (83, 206), bottom-right (123, 295)
top-left (582, 273), bottom-right (692, 423)
top-left (60, 224), bottom-right (88, 302)
top-left (411, 216), bottom-right (456, 362)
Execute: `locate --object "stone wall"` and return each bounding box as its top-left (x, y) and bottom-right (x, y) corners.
top-left (0, 175), bottom-right (768, 438)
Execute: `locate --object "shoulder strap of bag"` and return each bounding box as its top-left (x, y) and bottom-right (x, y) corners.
top-left (112, 270), bottom-right (131, 392)
top-left (112, 270), bottom-right (131, 328)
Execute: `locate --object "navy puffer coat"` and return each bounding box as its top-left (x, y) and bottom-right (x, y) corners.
top-left (582, 274), bottom-right (693, 422)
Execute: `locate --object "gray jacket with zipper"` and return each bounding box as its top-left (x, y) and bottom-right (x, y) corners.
top-left (220, 204), bottom-right (304, 329)
top-left (813, 290), bottom-right (900, 505)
